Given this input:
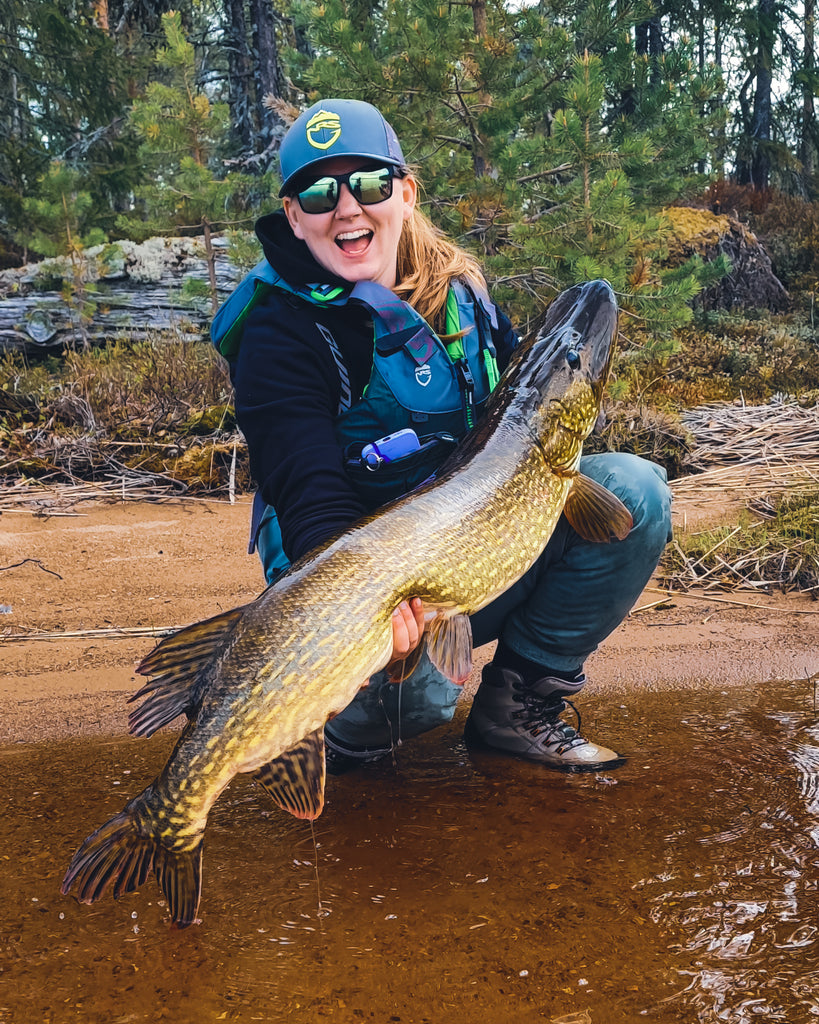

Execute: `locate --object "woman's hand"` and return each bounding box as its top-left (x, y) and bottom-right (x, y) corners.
top-left (389, 597), bottom-right (425, 665)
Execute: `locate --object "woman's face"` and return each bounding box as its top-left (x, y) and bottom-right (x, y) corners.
top-left (283, 157), bottom-right (417, 290)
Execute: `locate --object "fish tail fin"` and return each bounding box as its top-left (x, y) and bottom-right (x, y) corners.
top-left (61, 801), bottom-right (203, 928)
top-left (154, 843), bottom-right (204, 929)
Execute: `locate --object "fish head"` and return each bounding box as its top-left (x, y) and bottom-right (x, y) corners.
top-left (511, 279), bottom-right (618, 468)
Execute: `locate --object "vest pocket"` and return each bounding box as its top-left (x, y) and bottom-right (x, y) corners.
top-left (343, 433), bottom-right (458, 508)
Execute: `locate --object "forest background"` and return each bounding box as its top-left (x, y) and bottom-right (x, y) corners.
top-left (2, 0), bottom-right (819, 510)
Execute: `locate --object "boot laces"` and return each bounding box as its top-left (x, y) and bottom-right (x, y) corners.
top-left (511, 687), bottom-right (587, 752)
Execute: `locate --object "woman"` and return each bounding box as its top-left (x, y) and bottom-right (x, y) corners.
top-left (217, 98), bottom-right (672, 773)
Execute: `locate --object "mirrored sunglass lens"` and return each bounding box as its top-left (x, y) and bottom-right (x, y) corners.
top-left (350, 169), bottom-right (393, 204)
top-left (298, 177), bottom-right (339, 213)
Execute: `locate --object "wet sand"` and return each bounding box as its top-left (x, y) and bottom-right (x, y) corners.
top-left (3, 494), bottom-right (819, 1024)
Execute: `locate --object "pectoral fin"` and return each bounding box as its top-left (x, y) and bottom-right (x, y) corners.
top-left (563, 473), bottom-right (633, 543)
top-left (425, 612), bottom-right (473, 685)
top-left (253, 729), bottom-right (326, 821)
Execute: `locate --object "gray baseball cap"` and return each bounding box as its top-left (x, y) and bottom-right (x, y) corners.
top-left (278, 99), bottom-right (406, 197)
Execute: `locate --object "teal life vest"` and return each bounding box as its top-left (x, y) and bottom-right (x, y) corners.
top-left (212, 261), bottom-right (501, 507)
top-left (212, 261), bottom-right (502, 579)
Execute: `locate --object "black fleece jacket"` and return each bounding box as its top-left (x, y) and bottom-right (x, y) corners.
top-left (230, 209), bottom-right (518, 563)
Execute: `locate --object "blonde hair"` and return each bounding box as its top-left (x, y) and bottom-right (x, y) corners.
top-left (394, 201), bottom-right (488, 333)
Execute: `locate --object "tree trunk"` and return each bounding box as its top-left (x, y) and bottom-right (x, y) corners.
top-left (635, 15), bottom-right (663, 86)
top-left (470, 0), bottom-right (490, 178)
top-left (472, 0), bottom-right (487, 37)
top-left (713, 16), bottom-right (726, 177)
top-left (250, 0), bottom-right (282, 145)
top-left (0, 237), bottom-right (242, 354)
top-left (736, 0), bottom-right (774, 189)
top-left (802, 0), bottom-right (816, 190)
top-left (92, 0), bottom-right (109, 32)
top-left (224, 0), bottom-right (254, 154)
top-left (696, 0), bottom-right (706, 173)
top-left (202, 219), bottom-right (220, 314)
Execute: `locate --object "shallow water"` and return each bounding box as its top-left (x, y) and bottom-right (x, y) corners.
top-left (3, 682), bottom-right (819, 1024)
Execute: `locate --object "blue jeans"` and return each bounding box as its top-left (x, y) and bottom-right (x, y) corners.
top-left (257, 453), bottom-right (672, 749)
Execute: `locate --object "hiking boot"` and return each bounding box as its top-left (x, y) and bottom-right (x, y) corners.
top-left (324, 730), bottom-right (392, 776)
top-left (464, 663), bottom-right (625, 772)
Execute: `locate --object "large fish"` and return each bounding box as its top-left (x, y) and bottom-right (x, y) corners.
top-left (61, 279), bottom-right (632, 927)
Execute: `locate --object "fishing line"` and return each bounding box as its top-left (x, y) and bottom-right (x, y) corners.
top-left (378, 679), bottom-right (403, 768)
top-left (396, 673), bottom-right (404, 746)
top-left (309, 819), bottom-right (327, 927)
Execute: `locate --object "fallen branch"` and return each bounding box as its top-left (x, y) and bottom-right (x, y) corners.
top-left (0, 557), bottom-right (63, 579)
top-left (1, 624), bottom-right (182, 643)
top-left (643, 586), bottom-right (819, 614)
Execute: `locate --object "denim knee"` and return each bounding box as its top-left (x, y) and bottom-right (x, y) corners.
top-left (580, 452), bottom-right (673, 548)
top-left (326, 656), bottom-right (462, 748)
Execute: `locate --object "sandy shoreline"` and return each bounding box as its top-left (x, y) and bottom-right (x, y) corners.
top-left (2, 496), bottom-right (818, 745)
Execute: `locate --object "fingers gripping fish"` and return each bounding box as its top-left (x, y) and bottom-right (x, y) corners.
top-left (61, 280), bottom-right (632, 927)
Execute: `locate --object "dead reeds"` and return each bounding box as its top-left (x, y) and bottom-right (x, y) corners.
top-left (680, 399), bottom-right (819, 471)
top-left (663, 400), bottom-right (819, 595)
top-left (0, 337), bottom-right (249, 504)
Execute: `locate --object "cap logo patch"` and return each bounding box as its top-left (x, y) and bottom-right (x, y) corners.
top-left (306, 110), bottom-right (342, 151)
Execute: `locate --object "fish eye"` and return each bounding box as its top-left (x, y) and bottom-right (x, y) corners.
top-left (566, 349), bottom-right (581, 369)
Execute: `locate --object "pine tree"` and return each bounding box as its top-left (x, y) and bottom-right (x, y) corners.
top-left (0, 0), bottom-right (132, 264)
top-left (116, 10), bottom-right (267, 310)
top-left (12, 162), bottom-right (106, 347)
top-left (290, 0), bottom-right (726, 342)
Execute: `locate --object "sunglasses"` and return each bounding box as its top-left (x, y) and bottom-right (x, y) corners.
top-left (294, 166), bottom-right (397, 214)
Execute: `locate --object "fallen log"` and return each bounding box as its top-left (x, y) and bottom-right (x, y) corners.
top-left (0, 236), bottom-right (244, 354)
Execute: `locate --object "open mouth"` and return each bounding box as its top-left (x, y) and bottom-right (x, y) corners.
top-left (335, 229), bottom-right (373, 255)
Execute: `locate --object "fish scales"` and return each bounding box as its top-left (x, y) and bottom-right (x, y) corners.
top-left (61, 280), bottom-right (632, 927)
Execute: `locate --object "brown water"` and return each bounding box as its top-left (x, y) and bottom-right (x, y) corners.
top-left (2, 682), bottom-right (819, 1024)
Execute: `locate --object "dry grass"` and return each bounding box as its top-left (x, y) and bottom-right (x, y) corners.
top-left (584, 403), bottom-right (692, 478)
top-left (0, 337), bottom-right (249, 498)
top-left (661, 486), bottom-right (819, 596)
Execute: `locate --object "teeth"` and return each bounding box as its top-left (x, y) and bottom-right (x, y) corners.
top-left (336, 230), bottom-right (371, 241)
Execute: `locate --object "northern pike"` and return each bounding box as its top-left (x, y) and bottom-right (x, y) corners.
top-left (61, 279), bottom-right (632, 927)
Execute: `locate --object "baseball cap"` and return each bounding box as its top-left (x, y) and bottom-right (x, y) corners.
top-left (278, 99), bottom-right (406, 197)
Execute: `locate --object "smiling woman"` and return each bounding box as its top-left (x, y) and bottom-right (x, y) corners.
top-left (215, 97), bottom-right (672, 776)
top-left (282, 157), bottom-right (416, 289)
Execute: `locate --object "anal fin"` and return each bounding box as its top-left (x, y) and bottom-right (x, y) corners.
top-left (254, 728), bottom-right (326, 821)
top-left (564, 473), bottom-right (633, 543)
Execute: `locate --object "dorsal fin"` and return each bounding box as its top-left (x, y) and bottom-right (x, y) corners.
top-left (253, 729), bottom-right (326, 821)
top-left (128, 605), bottom-right (249, 737)
top-left (563, 473), bottom-right (633, 543)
